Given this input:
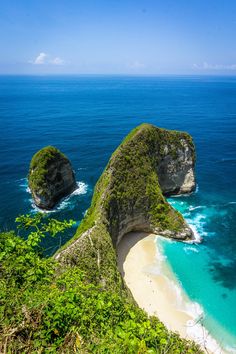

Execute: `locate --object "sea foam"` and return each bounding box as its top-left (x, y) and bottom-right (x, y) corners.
top-left (18, 178), bottom-right (89, 214)
top-left (155, 238), bottom-right (225, 354)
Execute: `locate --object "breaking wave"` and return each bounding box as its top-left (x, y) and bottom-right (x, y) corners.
top-left (18, 178), bottom-right (89, 213)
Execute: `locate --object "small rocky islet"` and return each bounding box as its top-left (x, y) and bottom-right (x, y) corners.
top-left (28, 146), bottom-right (77, 210)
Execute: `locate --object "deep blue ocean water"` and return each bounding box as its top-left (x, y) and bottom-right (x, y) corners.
top-left (0, 75), bottom-right (236, 350)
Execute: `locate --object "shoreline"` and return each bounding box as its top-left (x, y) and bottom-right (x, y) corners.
top-left (117, 232), bottom-right (225, 354)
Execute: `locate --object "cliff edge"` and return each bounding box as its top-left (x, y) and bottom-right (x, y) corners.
top-left (55, 123), bottom-right (196, 289)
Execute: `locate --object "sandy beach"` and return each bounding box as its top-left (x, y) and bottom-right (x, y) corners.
top-left (117, 232), bottom-right (224, 354)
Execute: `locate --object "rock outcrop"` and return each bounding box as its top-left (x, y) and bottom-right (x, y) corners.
top-left (29, 146), bottom-right (76, 210)
top-left (55, 124), bottom-right (196, 287)
top-left (156, 140), bottom-right (195, 195)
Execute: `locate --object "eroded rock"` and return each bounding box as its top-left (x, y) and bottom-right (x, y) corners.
top-left (157, 139), bottom-right (195, 195)
top-left (56, 124), bottom-right (197, 275)
top-left (29, 146), bottom-right (76, 210)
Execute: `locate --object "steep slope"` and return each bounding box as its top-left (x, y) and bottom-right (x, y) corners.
top-left (56, 123), bottom-right (196, 289)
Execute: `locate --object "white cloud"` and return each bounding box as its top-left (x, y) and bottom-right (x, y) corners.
top-left (34, 52), bottom-right (47, 65)
top-left (30, 53), bottom-right (65, 65)
top-left (193, 62), bottom-right (236, 71)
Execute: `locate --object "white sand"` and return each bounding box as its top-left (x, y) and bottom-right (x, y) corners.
top-left (117, 232), bottom-right (225, 354)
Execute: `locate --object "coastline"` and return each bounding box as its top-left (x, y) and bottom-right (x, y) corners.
top-left (117, 232), bottom-right (224, 354)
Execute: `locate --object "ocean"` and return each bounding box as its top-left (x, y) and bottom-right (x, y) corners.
top-left (0, 75), bottom-right (236, 351)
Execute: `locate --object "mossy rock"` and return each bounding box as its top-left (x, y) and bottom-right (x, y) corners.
top-left (29, 146), bottom-right (76, 210)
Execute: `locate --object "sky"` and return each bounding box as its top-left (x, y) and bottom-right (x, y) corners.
top-left (1, 0), bottom-right (236, 75)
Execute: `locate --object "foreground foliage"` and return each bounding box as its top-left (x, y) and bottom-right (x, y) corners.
top-left (0, 214), bottom-right (202, 353)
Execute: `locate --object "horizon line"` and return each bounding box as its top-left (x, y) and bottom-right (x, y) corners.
top-left (1, 73), bottom-right (236, 77)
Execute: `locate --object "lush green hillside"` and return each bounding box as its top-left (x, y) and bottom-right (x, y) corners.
top-left (0, 215), bottom-right (201, 353)
top-left (56, 123), bottom-right (195, 290)
top-left (0, 124), bottom-right (201, 353)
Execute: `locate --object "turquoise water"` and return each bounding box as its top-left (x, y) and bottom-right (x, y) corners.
top-left (161, 196), bottom-right (236, 351)
top-left (0, 75), bottom-right (235, 349)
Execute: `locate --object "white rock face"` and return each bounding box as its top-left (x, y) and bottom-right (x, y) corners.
top-left (157, 139), bottom-right (196, 195)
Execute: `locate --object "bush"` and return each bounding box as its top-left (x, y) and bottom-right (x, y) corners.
top-left (0, 214), bottom-right (201, 353)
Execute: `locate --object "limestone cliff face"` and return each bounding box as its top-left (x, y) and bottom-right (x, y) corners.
top-left (29, 146), bottom-right (76, 210)
top-left (56, 124), bottom-right (196, 284)
top-left (156, 139), bottom-right (195, 195)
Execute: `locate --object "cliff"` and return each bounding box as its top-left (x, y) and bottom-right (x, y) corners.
top-left (55, 123), bottom-right (196, 289)
top-left (0, 124), bottom-right (200, 353)
top-left (28, 146), bottom-right (76, 210)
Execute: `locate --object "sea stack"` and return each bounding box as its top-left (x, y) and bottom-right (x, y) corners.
top-left (56, 124), bottom-right (196, 286)
top-left (28, 146), bottom-right (76, 210)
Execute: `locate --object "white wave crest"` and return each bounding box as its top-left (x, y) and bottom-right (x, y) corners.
top-left (71, 181), bottom-right (88, 195)
top-left (189, 205), bottom-right (206, 211)
top-left (18, 178), bottom-right (28, 188)
top-left (186, 224), bottom-right (203, 243)
top-left (184, 246), bottom-right (199, 253)
top-left (155, 239), bottom-right (225, 354)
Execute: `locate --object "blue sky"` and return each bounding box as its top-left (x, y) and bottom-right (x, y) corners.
top-left (1, 0), bottom-right (236, 75)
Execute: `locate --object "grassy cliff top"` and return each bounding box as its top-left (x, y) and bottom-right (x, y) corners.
top-left (106, 123), bottom-right (195, 237)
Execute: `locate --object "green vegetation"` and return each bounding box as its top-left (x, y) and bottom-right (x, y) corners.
top-left (0, 214), bottom-right (202, 353)
top-left (58, 124), bottom-right (194, 289)
top-left (0, 124), bottom-right (198, 352)
top-left (28, 146), bottom-right (67, 195)
top-left (83, 123), bottom-right (194, 239)
top-left (105, 123), bottom-right (188, 232)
